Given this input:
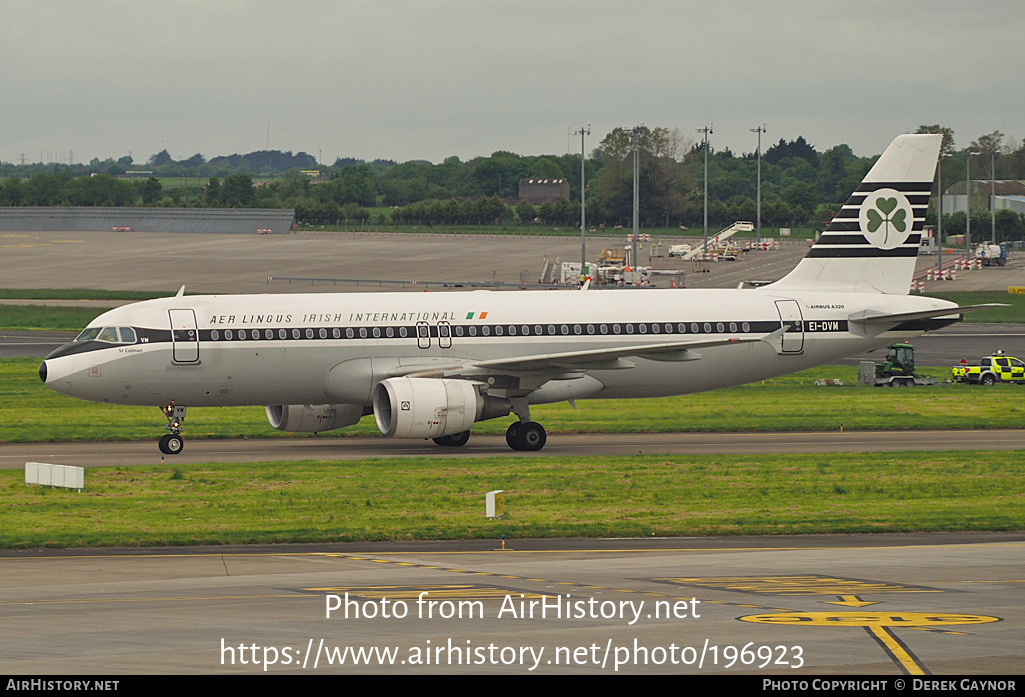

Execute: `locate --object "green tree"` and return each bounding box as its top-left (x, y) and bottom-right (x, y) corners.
top-left (137, 177), bottom-right (163, 204)
top-left (148, 149), bottom-right (174, 167)
top-left (220, 173), bottom-right (254, 207)
top-left (515, 199), bottom-right (535, 223)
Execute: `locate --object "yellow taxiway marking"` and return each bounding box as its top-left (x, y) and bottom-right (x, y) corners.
top-left (738, 611), bottom-right (1000, 628)
top-left (662, 575), bottom-right (940, 596)
top-left (827, 595), bottom-right (881, 607)
top-left (303, 584), bottom-right (539, 601)
top-left (867, 625), bottom-right (928, 676)
top-left (740, 611), bottom-right (1000, 676)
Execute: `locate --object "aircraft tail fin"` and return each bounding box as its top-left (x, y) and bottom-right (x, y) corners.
top-left (768, 134), bottom-right (941, 295)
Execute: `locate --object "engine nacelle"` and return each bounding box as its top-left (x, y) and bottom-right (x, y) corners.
top-left (373, 377), bottom-right (509, 439)
top-left (265, 403), bottom-right (365, 433)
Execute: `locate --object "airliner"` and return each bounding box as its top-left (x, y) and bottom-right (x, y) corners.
top-left (40, 134), bottom-right (972, 454)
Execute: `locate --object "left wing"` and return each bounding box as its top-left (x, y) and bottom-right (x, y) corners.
top-left (404, 330), bottom-right (782, 379)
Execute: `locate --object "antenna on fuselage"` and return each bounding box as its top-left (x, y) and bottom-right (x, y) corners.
top-left (175, 285), bottom-right (185, 297)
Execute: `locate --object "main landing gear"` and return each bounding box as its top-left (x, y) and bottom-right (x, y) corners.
top-left (505, 421), bottom-right (547, 451)
top-left (503, 398), bottom-right (547, 451)
top-left (432, 430), bottom-right (471, 447)
top-left (159, 402), bottom-right (187, 455)
top-left (430, 422), bottom-right (548, 451)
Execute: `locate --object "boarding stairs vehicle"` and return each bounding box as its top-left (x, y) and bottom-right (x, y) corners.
top-left (680, 221), bottom-right (754, 260)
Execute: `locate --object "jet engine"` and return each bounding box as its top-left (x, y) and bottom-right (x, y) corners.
top-left (265, 403), bottom-right (366, 433)
top-left (373, 377), bottom-right (510, 439)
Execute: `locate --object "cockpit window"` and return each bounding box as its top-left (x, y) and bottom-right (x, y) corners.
top-left (75, 326), bottom-right (137, 344)
top-left (97, 327), bottom-right (120, 343)
top-left (75, 327), bottom-right (101, 342)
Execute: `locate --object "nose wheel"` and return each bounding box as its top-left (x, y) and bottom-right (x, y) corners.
top-left (159, 433), bottom-right (184, 455)
top-left (159, 403), bottom-right (187, 455)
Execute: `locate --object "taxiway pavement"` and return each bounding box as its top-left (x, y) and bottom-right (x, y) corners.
top-left (1, 534), bottom-right (1021, 674)
top-left (4, 429), bottom-right (1025, 470)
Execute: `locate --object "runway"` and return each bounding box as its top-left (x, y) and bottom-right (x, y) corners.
top-left (1, 534), bottom-right (1021, 675)
top-left (4, 429), bottom-right (1025, 469)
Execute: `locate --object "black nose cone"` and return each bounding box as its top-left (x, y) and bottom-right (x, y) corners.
top-left (39, 360), bottom-right (47, 383)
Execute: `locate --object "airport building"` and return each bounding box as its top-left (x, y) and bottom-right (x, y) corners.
top-left (942, 180), bottom-right (1025, 216)
top-left (0, 207), bottom-right (295, 234)
top-left (518, 178), bottom-right (570, 205)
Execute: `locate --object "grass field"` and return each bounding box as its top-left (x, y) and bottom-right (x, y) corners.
top-left (4, 451), bottom-right (1021, 548)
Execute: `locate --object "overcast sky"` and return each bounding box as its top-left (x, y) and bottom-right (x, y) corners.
top-left (2, 1), bottom-right (1021, 167)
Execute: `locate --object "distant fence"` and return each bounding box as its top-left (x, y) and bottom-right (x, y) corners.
top-left (0, 207), bottom-right (295, 234)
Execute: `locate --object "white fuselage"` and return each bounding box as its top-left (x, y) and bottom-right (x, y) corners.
top-left (41, 286), bottom-right (958, 409)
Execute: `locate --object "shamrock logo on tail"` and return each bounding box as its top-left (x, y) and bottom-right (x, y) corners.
top-left (865, 196), bottom-right (907, 247)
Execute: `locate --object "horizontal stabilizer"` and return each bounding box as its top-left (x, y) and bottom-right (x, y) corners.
top-left (848, 303), bottom-right (1006, 326)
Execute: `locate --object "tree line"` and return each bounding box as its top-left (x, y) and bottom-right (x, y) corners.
top-left (3, 125), bottom-right (1024, 238)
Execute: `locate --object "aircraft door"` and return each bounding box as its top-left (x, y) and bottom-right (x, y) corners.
top-left (774, 300), bottom-right (804, 354)
top-left (169, 309), bottom-right (200, 363)
top-left (438, 321), bottom-right (452, 349)
top-left (416, 321), bottom-right (431, 349)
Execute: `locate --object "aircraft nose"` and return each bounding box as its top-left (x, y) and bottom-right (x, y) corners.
top-left (39, 360), bottom-right (48, 383)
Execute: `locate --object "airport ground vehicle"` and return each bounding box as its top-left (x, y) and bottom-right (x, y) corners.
top-left (952, 351), bottom-right (1025, 385)
top-left (858, 343), bottom-right (937, 387)
top-left (975, 243), bottom-right (1008, 267)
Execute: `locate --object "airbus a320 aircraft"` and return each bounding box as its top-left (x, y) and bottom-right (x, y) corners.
top-left (41, 134), bottom-right (971, 454)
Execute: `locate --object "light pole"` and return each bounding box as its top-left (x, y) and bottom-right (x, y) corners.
top-left (573, 125), bottom-right (590, 283)
top-left (750, 125), bottom-right (766, 245)
top-left (937, 153), bottom-right (952, 275)
top-left (990, 148), bottom-right (997, 244)
top-left (697, 124), bottom-right (713, 255)
top-left (965, 150), bottom-right (977, 259)
top-left (632, 126), bottom-right (642, 269)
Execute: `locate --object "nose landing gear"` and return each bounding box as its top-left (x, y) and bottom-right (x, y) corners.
top-left (159, 403), bottom-right (187, 455)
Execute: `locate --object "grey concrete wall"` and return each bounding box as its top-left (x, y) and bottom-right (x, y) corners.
top-left (0, 207), bottom-right (295, 234)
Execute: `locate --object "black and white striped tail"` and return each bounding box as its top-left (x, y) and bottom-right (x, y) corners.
top-left (770, 134), bottom-right (941, 295)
